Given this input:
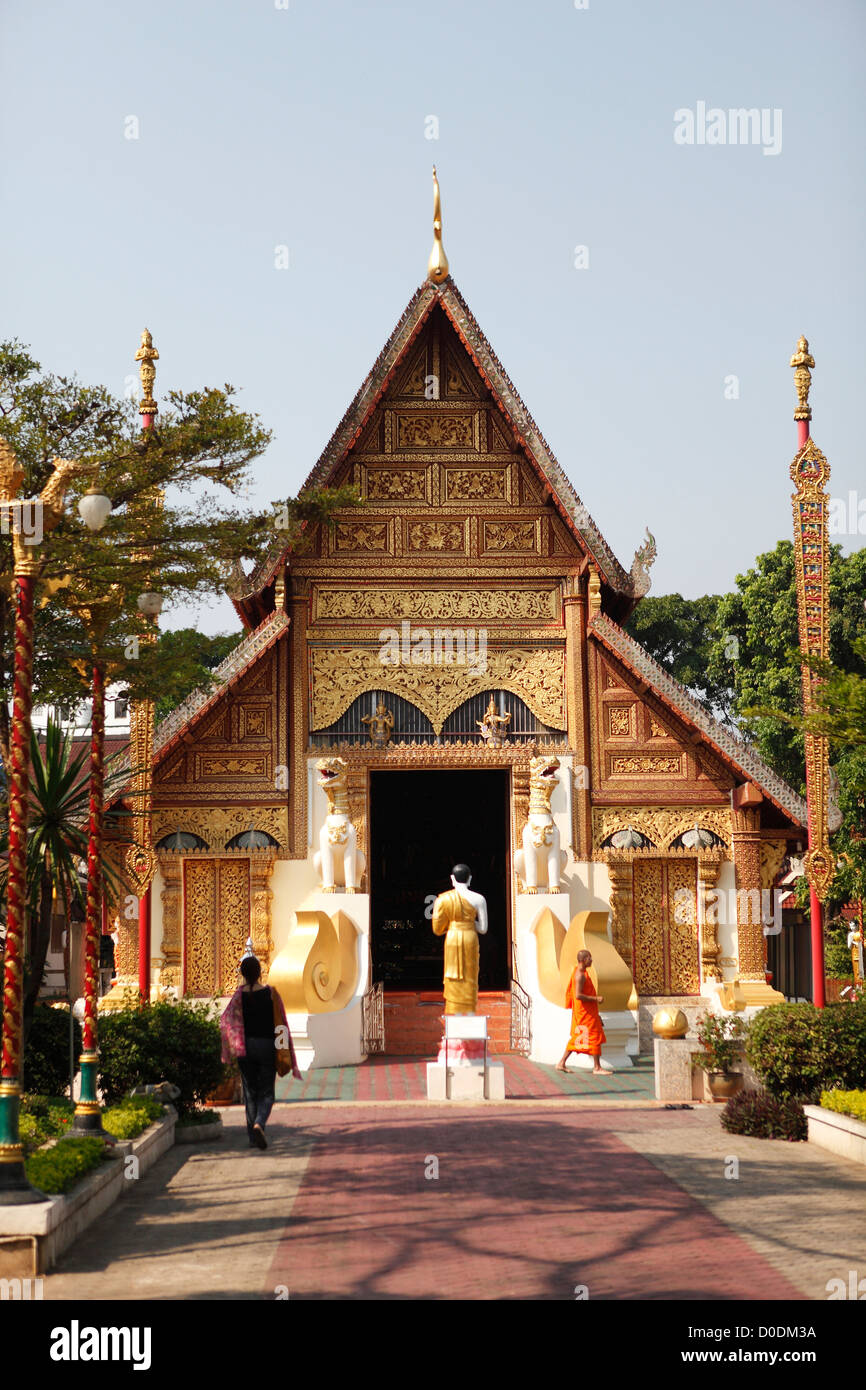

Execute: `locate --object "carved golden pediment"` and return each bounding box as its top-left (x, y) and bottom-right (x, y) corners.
top-left (152, 805), bottom-right (289, 851)
top-left (592, 806), bottom-right (732, 853)
top-left (310, 646), bottom-right (566, 734)
top-left (313, 586), bottom-right (560, 623)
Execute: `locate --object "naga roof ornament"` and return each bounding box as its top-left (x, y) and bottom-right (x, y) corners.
top-left (428, 166), bottom-right (449, 284)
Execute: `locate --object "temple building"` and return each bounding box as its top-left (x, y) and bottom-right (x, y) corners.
top-left (105, 183), bottom-right (808, 1066)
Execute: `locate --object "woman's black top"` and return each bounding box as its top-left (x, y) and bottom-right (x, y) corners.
top-left (242, 986), bottom-right (274, 1040)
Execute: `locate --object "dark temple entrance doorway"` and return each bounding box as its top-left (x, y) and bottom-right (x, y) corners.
top-left (369, 769), bottom-right (511, 995)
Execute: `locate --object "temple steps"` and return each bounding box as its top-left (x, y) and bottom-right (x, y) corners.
top-left (381, 990), bottom-right (513, 1055)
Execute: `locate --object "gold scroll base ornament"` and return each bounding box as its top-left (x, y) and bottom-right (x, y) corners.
top-left (125, 844), bottom-right (158, 898)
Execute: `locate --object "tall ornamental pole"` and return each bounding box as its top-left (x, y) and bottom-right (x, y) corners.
top-left (0, 442), bottom-right (92, 1201)
top-left (129, 330), bottom-right (160, 1002)
top-left (789, 337), bottom-right (832, 1007)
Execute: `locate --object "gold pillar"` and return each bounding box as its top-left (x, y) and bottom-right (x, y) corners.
top-left (250, 852), bottom-right (276, 972)
top-left (158, 854), bottom-right (183, 990)
top-left (563, 573), bottom-right (592, 858)
top-left (288, 586), bottom-right (309, 858)
top-left (731, 789), bottom-right (765, 983)
top-left (605, 856), bottom-right (634, 970)
top-left (697, 853), bottom-right (724, 983)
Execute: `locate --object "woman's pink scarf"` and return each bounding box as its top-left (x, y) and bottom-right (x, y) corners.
top-left (219, 985), bottom-right (293, 1065)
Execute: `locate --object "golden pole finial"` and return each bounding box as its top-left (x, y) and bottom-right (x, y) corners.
top-left (135, 327), bottom-right (159, 417)
top-left (789, 335), bottom-right (815, 422)
top-left (427, 165), bottom-right (449, 284)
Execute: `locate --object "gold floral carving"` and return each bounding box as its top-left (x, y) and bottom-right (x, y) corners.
top-left (314, 587), bottom-right (559, 623)
top-left (732, 811), bottom-right (765, 982)
top-left (760, 840), bottom-right (788, 889)
top-left (484, 522), bottom-right (536, 552)
top-left (445, 469), bottom-right (507, 501)
top-left (310, 646), bottom-right (566, 734)
top-left (610, 755), bottom-right (681, 776)
top-left (407, 521), bottom-right (464, 552)
top-left (608, 706), bottom-right (633, 737)
top-left (158, 854), bottom-right (183, 989)
top-left (335, 522), bottom-right (388, 552)
top-left (698, 856), bottom-right (724, 983)
top-left (152, 806), bottom-right (288, 850)
top-left (366, 470), bottom-right (426, 500)
top-left (649, 718), bottom-right (667, 738)
top-left (198, 756), bottom-right (268, 778)
top-left (397, 413), bottom-right (474, 448)
top-left (633, 860), bottom-right (665, 994)
top-left (184, 860), bottom-right (217, 995)
top-left (592, 807), bottom-right (732, 853)
top-left (667, 859), bottom-right (701, 994)
top-left (218, 861), bottom-right (250, 995)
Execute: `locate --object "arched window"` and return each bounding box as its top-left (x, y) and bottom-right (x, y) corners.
top-left (156, 830), bottom-right (208, 852)
top-left (226, 829), bottom-right (279, 850)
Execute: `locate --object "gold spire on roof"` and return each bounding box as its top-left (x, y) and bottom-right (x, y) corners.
top-left (427, 166), bottom-right (449, 284)
top-left (135, 327), bottom-right (159, 416)
top-left (789, 335), bottom-right (815, 422)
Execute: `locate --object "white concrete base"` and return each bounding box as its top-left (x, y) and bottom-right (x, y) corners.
top-left (805, 1105), bottom-right (866, 1166)
top-left (426, 1060), bottom-right (506, 1100)
top-left (278, 893), bottom-right (370, 1069)
top-left (175, 1115), bottom-right (223, 1143)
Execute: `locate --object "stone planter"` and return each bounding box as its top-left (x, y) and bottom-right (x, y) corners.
top-left (804, 1105), bottom-right (866, 1166)
top-left (114, 1108), bottom-right (177, 1187)
top-left (175, 1114), bottom-right (223, 1144)
top-left (0, 1154), bottom-right (123, 1277)
top-left (706, 1070), bottom-right (743, 1102)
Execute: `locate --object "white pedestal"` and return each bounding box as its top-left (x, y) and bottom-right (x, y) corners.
top-left (426, 1014), bottom-right (505, 1100)
top-left (426, 1059), bottom-right (506, 1100)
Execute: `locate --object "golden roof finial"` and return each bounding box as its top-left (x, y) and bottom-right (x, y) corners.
top-left (789, 335), bottom-right (815, 422)
top-left (427, 165), bottom-right (449, 284)
top-left (135, 327), bottom-right (159, 416)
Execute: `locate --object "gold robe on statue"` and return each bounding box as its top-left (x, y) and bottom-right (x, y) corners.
top-left (432, 887), bottom-right (480, 1014)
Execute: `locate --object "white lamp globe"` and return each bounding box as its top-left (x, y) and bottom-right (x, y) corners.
top-left (137, 592), bottom-right (164, 617)
top-left (77, 490), bottom-right (112, 531)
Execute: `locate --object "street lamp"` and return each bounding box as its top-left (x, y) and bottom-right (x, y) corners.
top-left (0, 441), bottom-right (107, 1203)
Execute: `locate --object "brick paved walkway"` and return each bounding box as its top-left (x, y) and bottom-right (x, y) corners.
top-left (274, 1054), bottom-right (656, 1103)
top-left (41, 1091), bottom-right (866, 1302)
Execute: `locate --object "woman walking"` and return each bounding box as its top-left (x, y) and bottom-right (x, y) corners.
top-left (557, 948), bottom-right (606, 1075)
top-left (220, 955), bottom-right (301, 1150)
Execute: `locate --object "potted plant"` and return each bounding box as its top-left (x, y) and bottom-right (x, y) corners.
top-left (695, 1012), bottom-right (747, 1100)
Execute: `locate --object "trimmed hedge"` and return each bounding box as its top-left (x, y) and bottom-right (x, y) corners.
top-left (101, 1095), bottom-right (165, 1140)
top-left (820, 1089), bottom-right (866, 1124)
top-left (745, 1001), bottom-right (866, 1098)
top-left (26, 1136), bottom-right (109, 1195)
top-left (98, 998), bottom-right (226, 1119)
top-left (23, 1005), bottom-right (81, 1097)
top-left (721, 1089), bottom-right (807, 1142)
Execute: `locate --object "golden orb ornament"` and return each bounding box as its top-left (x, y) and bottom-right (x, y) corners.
top-left (652, 1007), bottom-right (688, 1040)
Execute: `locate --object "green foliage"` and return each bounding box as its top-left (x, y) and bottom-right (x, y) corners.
top-left (151, 629), bottom-right (241, 721)
top-left (22, 1004), bottom-right (81, 1096)
top-left (824, 919), bottom-right (856, 979)
top-left (101, 1095), bottom-right (164, 1140)
top-left (694, 1012), bottom-right (747, 1072)
top-left (97, 997), bottom-right (226, 1118)
top-left (176, 1109), bottom-right (221, 1127)
top-left (625, 593), bottom-right (731, 721)
top-left (26, 1135), bottom-right (108, 1195)
top-left (820, 1089), bottom-right (866, 1123)
top-left (720, 1089), bottom-right (807, 1141)
top-left (746, 1001), bottom-right (866, 1096)
top-left (19, 1096), bottom-right (74, 1153)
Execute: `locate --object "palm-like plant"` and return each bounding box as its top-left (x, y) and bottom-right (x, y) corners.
top-left (0, 719), bottom-right (128, 1045)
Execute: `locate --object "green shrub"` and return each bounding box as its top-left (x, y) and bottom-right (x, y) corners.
top-left (746, 1000), bottom-right (866, 1097)
top-left (819, 1004), bottom-right (866, 1090)
top-left (746, 1002), bottom-right (826, 1097)
top-left (23, 1005), bottom-right (81, 1097)
top-left (98, 998), bottom-right (225, 1119)
top-left (820, 1089), bottom-right (866, 1123)
top-left (26, 1136), bottom-right (108, 1195)
top-left (721, 1089), bottom-right (807, 1141)
top-left (102, 1095), bottom-right (164, 1140)
top-left (694, 1012), bottom-right (747, 1072)
top-left (19, 1095), bottom-right (74, 1152)
top-left (176, 1109), bottom-right (220, 1127)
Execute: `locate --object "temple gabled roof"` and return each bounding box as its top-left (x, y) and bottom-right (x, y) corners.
top-left (590, 611), bottom-right (808, 828)
top-left (235, 277), bottom-right (653, 617)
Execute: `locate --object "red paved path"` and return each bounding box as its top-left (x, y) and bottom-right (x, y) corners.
top-left (266, 1105), bottom-right (804, 1301)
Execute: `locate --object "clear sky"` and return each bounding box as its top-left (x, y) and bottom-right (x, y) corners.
top-left (2, 0), bottom-right (863, 635)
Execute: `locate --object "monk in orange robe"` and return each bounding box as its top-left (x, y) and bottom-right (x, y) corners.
top-left (557, 949), bottom-right (606, 1074)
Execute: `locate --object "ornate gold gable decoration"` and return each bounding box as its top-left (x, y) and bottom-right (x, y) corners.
top-left (592, 806), bottom-right (732, 853)
top-left (151, 806), bottom-right (288, 850)
top-left (310, 646), bottom-right (566, 734)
